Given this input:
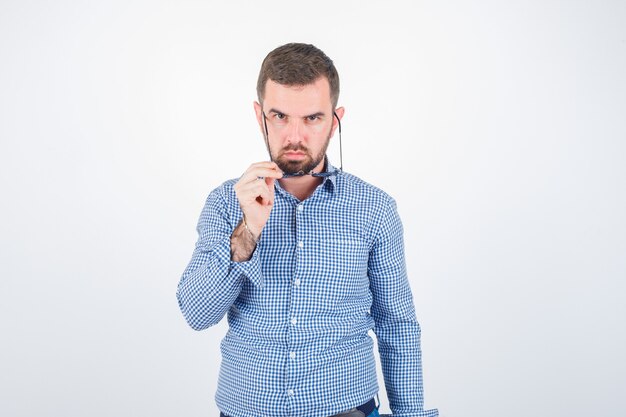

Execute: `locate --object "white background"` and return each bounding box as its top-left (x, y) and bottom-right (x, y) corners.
top-left (1, 1), bottom-right (625, 416)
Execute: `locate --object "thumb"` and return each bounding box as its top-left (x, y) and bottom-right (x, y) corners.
top-left (265, 177), bottom-right (276, 205)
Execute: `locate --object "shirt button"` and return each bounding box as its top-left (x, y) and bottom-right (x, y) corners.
top-left (297, 241), bottom-right (304, 248)
top-left (297, 204), bottom-right (304, 212)
top-left (287, 389), bottom-right (294, 396)
top-left (290, 318), bottom-right (297, 325)
top-left (294, 278), bottom-right (301, 287)
top-left (289, 352), bottom-right (296, 359)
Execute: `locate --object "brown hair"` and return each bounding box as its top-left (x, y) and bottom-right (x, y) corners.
top-left (256, 43), bottom-right (340, 109)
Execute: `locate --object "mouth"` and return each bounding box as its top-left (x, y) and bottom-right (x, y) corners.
top-left (283, 151), bottom-right (306, 160)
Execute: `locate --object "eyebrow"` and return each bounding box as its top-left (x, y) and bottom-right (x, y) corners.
top-left (267, 108), bottom-right (326, 118)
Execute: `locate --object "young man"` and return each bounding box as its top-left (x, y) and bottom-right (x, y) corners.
top-left (177, 43), bottom-right (438, 417)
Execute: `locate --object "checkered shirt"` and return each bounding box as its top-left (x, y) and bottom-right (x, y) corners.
top-left (177, 167), bottom-right (438, 417)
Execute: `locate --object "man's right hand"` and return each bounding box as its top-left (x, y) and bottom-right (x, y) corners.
top-left (230, 162), bottom-right (283, 261)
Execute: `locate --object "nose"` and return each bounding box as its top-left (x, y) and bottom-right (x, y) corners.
top-left (286, 119), bottom-right (305, 144)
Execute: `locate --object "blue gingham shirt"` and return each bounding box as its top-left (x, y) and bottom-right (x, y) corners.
top-left (177, 166), bottom-right (438, 417)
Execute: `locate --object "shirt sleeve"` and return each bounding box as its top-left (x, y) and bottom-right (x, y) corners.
top-left (369, 197), bottom-right (438, 417)
top-left (176, 185), bottom-right (264, 331)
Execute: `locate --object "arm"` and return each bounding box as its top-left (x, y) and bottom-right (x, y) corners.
top-left (176, 186), bottom-right (263, 330)
top-left (369, 198), bottom-right (438, 417)
top-left (176, 162), bottom-right (283, 331)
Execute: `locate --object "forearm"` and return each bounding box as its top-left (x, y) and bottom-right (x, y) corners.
top-left (230, 219), bottom-right (258, 262)
top-left (177, 232), bottom-right (263, 330)
top-left (176, 249), bottom-right (241, 330)
top-left (376, 320), bottom-right (428, 414)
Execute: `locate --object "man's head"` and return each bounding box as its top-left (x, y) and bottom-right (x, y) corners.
top-left (256, 43), bottom-right (340, 110)
top-left (254, 43), bottom-right (344, 176)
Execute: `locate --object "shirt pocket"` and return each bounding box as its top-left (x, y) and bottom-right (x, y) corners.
top-left (309, 236), bottom-right (370, 300)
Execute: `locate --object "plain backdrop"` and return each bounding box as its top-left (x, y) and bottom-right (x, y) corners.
top-left (1, 1), bottom-right (625, 416)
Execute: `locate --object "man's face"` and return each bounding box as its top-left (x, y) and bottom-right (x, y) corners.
top-left (254, 77), bottom-right (343, 175)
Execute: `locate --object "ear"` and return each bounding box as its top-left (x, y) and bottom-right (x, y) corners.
top-left (253, 101), bottom-right (265, 135)
top-left (331, 106), bottom-right (345, 137)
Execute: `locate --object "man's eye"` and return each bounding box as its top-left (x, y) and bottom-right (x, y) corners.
top-left (307, 115), bottom-right (318, 121)
top-left (275, 113), bottom-right (286, 120)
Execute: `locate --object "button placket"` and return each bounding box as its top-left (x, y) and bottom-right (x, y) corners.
top-left (288, 201), bottom-right (304, 396)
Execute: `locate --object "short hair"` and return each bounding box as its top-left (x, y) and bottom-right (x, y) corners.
top-left (256, 43), bottom-right (340, 109)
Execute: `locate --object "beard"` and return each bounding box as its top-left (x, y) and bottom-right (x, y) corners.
top-left (271, 132), bottom-right (331, 175)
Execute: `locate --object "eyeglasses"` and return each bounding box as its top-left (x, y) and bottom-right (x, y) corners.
top-left (262, 111), bottom-right (343, 178)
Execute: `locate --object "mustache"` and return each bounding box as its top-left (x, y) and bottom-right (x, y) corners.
top-left (280, 144), bottom-right (309, 153)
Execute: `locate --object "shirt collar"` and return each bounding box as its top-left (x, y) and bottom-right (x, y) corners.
top-left (322, 158), bottom-right (339, 194)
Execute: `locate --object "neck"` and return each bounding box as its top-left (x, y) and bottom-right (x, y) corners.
top-left (278, 175), bottom-right (323, 201)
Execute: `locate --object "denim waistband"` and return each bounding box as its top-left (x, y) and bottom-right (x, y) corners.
top-left (332, 398), bottom-right (376, 417)
top-left (219, 397), bottom-right (376, 417)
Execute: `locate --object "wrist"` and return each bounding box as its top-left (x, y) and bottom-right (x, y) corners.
top-left (230, 219), bottom-right (258, 262)
top-left (242, 215), bottom-right (260, 243)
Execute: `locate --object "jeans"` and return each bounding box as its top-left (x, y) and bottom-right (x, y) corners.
top-left (219, 404), bottom-right (380, 417)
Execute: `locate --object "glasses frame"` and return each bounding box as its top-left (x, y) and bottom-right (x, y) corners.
top-left (262, 110), bottom-right (343, 178)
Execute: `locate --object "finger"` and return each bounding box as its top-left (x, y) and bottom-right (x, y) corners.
top-left (252, 167), bottom-right (284, 180)
top-left (256, 186), bottom-right (274, 206)
top-left (249, 161), bottom-right (279, 169)
top-left (237, 181), bottom-right (274, 206)
top-left (246, 161), bottom-right (281, 175)
top-left (265, 177), bottom-right (277, 190)
top-left (241, 166), bottom-right (283, 183)
top-left (242, 185), bottom-right (273, 208)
